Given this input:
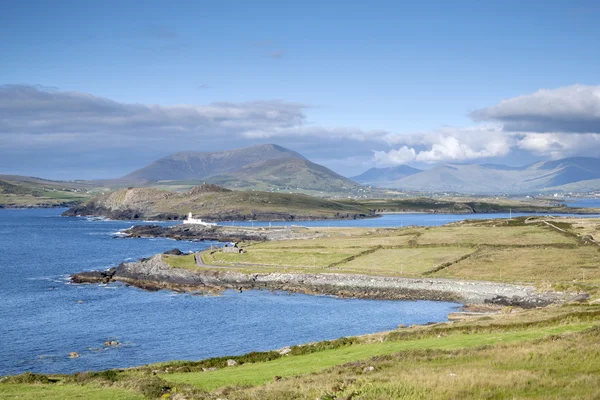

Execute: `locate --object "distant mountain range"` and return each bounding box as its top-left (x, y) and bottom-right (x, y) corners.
top-left (121, 144), bottom-right (361, 194)
top-left (351, 165), bottom-right (422, 186)
top-left (4, 145), bottom-right (600, 197)
top-left (356, 157), bottom-right (600, 193)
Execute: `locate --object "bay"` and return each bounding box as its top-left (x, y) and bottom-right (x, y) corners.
top-left (0, 209), bottom-right (460, 375)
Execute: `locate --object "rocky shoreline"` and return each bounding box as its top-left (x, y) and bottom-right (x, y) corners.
top-left (72, 253), bottom-right (567, 308)
top-left (61, 205), bottom-right (376, 222)
top-left (121, 224), bottom-right (327, 242)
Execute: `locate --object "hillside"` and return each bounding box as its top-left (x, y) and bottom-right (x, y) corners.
top-left (0, 175), bottom-right (97, 207)
top-left (122, 144), bottom-right (304, 183)
top-left (62, 184), bottom-right (375, 221)
top-left (351, 165), bottom-right (422, 185)
top-left (208, 157), bottom-right (361, 193)
top-left (365, 157), bottom-right (600, 193)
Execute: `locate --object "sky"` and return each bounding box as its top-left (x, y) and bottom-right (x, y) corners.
top-left (2, 0), bottom-right (600, 179)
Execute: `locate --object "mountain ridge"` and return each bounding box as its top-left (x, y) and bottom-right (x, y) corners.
top-left (351, 165), bottom-right (422, 185)
top-left (357, 157), bottom-right (600, 193)
top-left (123, 144), bottom-right (305, 183)
top-left (120, 144), bottom-right (361, 194)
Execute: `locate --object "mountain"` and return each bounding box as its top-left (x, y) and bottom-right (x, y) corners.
top-left (209, 157), bottom-right (360, 193)
top-left (367, 157), bottom-right (600, 194)
top-left (122, 144), bottom-right (305, 183)
top-left (351, 165), bottom-right (422, 185)
top-left (120, 144), bottom-right (361, 194)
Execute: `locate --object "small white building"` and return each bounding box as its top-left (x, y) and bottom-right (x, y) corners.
top-left (183, 212), bottom-right (217, 227)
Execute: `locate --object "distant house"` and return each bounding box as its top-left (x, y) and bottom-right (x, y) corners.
top-left (223, 242), bottom-right (244, 254)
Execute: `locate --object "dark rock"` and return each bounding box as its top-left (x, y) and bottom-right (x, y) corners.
top-left (71, 268), bottom-right (116, 284)
top-left (163, 248), bottom-right (184, 256)
top-left (566, 293), bottom-right (590, 303)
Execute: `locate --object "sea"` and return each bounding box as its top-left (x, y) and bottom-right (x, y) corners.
top-left (1, 207), bottom-right (598, 375)
top-left (566, 198), bottom-right (600, 208)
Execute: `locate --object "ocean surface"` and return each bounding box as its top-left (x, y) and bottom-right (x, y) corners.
top-left (566, 198), bottom-right (600, 208)
top-left (0, 208), bottom-right (463, 376)
top-left (226, 210), bottom-right (600, 228)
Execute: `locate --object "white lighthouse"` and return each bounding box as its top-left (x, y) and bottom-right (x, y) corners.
top-left (183, 212), bottom-right (217, 226)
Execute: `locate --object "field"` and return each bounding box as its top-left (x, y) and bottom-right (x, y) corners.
top-left (338, 247), bottom-right (475, 276)
top-left (186, 218), bottom-right (600, 288)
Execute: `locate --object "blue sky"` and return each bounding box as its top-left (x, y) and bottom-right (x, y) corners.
top-left (2, 0), bottom-right (600, 179)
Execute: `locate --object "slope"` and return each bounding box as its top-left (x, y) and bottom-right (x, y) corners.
top-left (122, 144), bottom-right (304, 183)
top-left (208, 157), bottom-right (361, 193)
top-left (351, 165), bottom-right (422, 185)
top-left (62, 184), bottom-right (374, 221)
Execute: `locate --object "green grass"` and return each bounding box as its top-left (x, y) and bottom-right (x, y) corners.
top-left (338, 247), bottom-right (475, 276)
top-left (209, 248), bottom-right (356, 268)
top-left (163, 322), bottom-right (595, 391)
top-left (0, 383), bottom-right (144, 400)
top-left (435, 245), bottom-right (600, 283)
top-left (163, 254), bottom-right (197, 269)
top-left (417, 225), bottom-right (576, 246)
top-left (255, 233), bottom-right (416, 249)
top-left (236, 325), bottom-right (600, 400)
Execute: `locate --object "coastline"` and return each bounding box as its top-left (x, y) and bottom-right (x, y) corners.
top-left (72, 253), bottom-right (566, 308)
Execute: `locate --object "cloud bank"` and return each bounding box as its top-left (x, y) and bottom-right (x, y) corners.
top-left (471, 84), bottom-right (600, 133)
top-left (376, 84), bottom-right (600, 167)
top-left (2, 84), bottom-right (600, 179)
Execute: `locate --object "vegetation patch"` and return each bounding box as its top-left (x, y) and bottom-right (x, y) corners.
top-left (338, 247), bottom-right (475, 276)
top-left (417, 225), bottom-right (576, 246)
top-left (434, 246), bottom-right (600, 283)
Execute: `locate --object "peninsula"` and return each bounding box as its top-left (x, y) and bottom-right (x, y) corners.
top-left (73, 216), bottom-right (600, 306)
top-left (62, 184), bottom-right (375, 221)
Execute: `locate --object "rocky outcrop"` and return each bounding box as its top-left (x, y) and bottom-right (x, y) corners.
top-left (72, 255), bottom-right (566, 308)
top-left (71, 268), bottom-right (116, 284)
top-left (122, 224), bottom-right (326, 242)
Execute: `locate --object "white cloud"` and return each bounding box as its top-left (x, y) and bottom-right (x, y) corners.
top-left (517, 133), bottom-right (600, 159)
top-left (471, 84), bottom-right (600, 133)
top-left (373, 126), bottom-right (513, 166)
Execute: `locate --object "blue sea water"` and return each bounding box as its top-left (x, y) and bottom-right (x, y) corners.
top-left (0, 209), bottom-right (462, 376)
top-left (566, 198), bottom-right (600, 208)
top-left (225, 211), bottom-right (600, 228)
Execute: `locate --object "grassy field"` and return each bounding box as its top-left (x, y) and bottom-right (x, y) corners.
top-left (416, 225), bottom-right (576, 246)
top-left (3, 306), bottom-right (599, 399)
top-left (338, 247), bottom-right (475, 276)
top-left (171, 218), bottom-right (600, 287)
top-left (434, 246), bottom-right (600, 283)
top-left (0, 383), bottom-right (144, 400)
